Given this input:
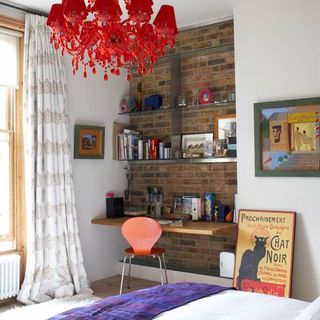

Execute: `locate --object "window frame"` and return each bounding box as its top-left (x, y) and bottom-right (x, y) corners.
top-left (0, 15), bottom-right (25, 263)
top-left (0, 88), bottom-right (15, 244)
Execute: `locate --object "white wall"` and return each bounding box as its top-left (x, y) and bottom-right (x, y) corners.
top-left (234, 0), bottom-right (320, 301)
top-left (65, 57), bottom-right (129, 282)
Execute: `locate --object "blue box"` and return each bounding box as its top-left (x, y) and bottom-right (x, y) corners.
top-left (144, 95), bottom-right (163, 110)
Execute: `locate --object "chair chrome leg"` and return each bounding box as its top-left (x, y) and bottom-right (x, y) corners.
top-left (156, 255), bottom-right (164, 285)
top-left (162, 253), bottom-right (168, 284)
top-left (127, 255), bottom-right (132, 289)
top-left (120, 255), bottom-right (128, 295)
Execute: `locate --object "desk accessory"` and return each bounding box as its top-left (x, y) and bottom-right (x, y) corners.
top-left (106, 197), bottom-right (124, 218)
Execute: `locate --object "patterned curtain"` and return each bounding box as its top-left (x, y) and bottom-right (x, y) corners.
top-left (18, 14), bottom-right (91, 304)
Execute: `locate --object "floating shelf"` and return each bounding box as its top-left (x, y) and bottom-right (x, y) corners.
top-left (118, 157), bottom-right (237, 165)
top-left (118, 101), bottom-right (236, 116)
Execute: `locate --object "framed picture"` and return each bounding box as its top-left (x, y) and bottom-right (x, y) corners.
top-left (214, 114), bottom-right (236, 139)
top-left (233, 209), bottom-right (296, 298)
top-left (182, 133), bottom-right (214, 158)
top-left (74, 125), bottom-right (105, 159)
top-left (254, 97), bottom-right (320, 176)
top-left (173, 197), bottom-right (192, 215)
top-left (177, 95), bottom-right (187, 107)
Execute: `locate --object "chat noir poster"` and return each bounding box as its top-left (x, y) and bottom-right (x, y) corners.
top-left (233, 210), bottom-right (296, 297)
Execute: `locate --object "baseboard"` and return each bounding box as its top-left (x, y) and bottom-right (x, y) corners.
top-left (117, 262), bottom-right (233, 287)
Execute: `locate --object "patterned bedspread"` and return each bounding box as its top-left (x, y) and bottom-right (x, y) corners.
top-left (49, 282), bottom-right (232, 320)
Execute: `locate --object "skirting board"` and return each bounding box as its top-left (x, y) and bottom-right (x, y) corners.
top-left (117, 262), bottom-right (233, 287)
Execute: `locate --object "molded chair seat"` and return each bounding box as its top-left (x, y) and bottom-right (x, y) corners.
top-left (124, 247), bottom-right (166, 256)
top-left (120, 217), bottom-right (168, 294)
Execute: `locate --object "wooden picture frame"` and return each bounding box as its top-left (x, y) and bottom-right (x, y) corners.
top-left (214, 114), bottom-right (236, 139)
top-left (254, 97), bottom-right (320, 176)
top-left (74, 125), bottom-right (105, 159)
top-left (233, 209), bottom-right (296, 298)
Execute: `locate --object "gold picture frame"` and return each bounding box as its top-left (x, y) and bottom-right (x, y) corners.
top-left (214, 114), bottom-right (236, 139)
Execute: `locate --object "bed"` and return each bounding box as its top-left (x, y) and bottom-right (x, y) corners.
top-left (49, 282), bottom-right (319, 320)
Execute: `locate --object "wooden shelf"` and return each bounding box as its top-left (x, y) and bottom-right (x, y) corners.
top-left (91, 217), bottom-right (236, 236)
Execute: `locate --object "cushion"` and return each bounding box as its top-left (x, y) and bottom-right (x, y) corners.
top-left (295, 296), bottom-right (320, 320)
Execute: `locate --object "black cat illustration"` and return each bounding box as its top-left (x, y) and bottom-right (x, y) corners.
top-left (237, 236), bottom-right (268, 290)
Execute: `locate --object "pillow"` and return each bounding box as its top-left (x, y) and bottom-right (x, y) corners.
top-left (295, 297), bottom-right (320, 320)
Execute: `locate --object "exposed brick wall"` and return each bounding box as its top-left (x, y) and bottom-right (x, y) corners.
top-left (136, 228), bottom-right (237, 275)
top-left (130, 103), bottom-right (235, 140)
top-left (171, 21), bottom-right (234, 53)
top-left (158, 229), bottom-right (236, 274)
top-left (130, 162), bottom-right (237, 208)
top-left (129, 20), bottom-right (235, 108)
top-left (127, 20), bottom-right (237, 274)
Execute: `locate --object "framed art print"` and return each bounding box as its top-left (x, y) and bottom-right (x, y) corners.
top-left (74, 125), bottom-right (105, 159)
top-left (254, 97), bottom-right (320, 176)
top-left (234, 209), bottom-right (296, 297)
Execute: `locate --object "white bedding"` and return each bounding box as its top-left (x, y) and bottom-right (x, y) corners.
top-left (155, 290), bottom-right (309, 320)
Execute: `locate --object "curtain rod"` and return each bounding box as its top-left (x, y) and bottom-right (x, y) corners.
top-left (0, 1), bottom-right (48, 17)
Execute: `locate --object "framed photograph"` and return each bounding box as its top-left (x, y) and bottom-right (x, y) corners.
top-left (182, 133), bottom-right (213, 158)
top-left (74, 125), bottom-right (105, 159)
top-left (214, 114), bottom-right (236, 139)
top-left (173, 197), bottom-right (192, 215)
top-left (233, 209), bottom-right (296, 298)
top-left (177, 95), bottom-right (187, 107)
top-left (254, 97), bottom-right (320, 176)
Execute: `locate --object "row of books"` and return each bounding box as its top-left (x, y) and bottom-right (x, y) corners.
top-left (117, 129), bottom-right (140, 160)
top-left (117, 129), bottom-right (172, 161)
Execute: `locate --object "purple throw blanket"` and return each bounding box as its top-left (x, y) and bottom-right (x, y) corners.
top-left (49, 282), bottom-right (232, 320)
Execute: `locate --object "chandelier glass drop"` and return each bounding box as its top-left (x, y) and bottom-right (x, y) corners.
top-left (46, 0), bottom-right (178, 80)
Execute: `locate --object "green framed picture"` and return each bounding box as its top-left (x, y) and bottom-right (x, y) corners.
top-left (254, 97), bottom-right (320, 177)
top-left (74, 125), bottom-right (105, 159)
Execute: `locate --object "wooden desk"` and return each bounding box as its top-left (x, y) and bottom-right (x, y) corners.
top-left (91, 217), bottom-right (236, 236)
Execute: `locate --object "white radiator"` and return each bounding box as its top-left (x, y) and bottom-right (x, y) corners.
top-left (0, 254), bottom-right (20, 300)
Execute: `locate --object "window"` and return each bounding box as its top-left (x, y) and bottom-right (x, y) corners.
top-left (0, 87), bottom-right (16, 251)
top-left (0, 21), bottom-right (24, 253)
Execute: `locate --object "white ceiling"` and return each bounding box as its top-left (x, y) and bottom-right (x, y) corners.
top-left (2, 0), bottom-right (249, 28)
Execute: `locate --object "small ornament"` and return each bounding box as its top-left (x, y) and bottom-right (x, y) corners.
top-left (198, 88), bottom-right (213, 105)
top-left (119, 95), bottom-right (137, 113)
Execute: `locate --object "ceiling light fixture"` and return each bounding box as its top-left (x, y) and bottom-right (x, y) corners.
top-left (47, 0), bottom-right (178, 80)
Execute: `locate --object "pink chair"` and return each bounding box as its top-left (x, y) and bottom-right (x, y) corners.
top-left (120, 217), bottom-right (168, 294)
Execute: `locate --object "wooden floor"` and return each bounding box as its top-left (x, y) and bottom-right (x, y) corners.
top-left (91, 275), bottom-right (159, 298)
top-left (0, 276), bottom-right (159, 312)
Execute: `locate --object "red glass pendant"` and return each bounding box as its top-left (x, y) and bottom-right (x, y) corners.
top-left (63, 0), bottom-right (88, 24)
top-left (92, 0), bottom-right (122, 23)
top-left (127, 0), bottom-right (153, 22)
top-left (47, 4), bottom-right (65, 33)
top-left (154, 5), bottom-right (178, 35)
top-left (47, 0), bottom-right (178, 80)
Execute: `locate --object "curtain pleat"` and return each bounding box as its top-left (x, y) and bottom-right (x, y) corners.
top-left (17, 14), bottom-right (91, 304)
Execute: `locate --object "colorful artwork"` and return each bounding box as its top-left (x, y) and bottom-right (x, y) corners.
top-left (74, 125), bottom-right (105, 159)
top-left (254, 97), bottom-right (320, 176)
top-left (234, 210), bottom-right (296, 298)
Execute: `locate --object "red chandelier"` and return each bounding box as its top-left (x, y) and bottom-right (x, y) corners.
top-left (47, 0), bottom-right (178, 80)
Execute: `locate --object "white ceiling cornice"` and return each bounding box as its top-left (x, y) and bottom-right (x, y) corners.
top-left (0, 0), bottom-right (248, 28)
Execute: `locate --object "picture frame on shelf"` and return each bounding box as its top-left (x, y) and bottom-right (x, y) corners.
top-left (178, 95), bottom-right (187, 107)
top-left (254, 97), bottom-right (320, 176)
top-left (234, 209), bottom-right (296, 298)
top-left (74, 125), bottom-right (105, 159)
top-left (214, 114), bottom-right (237, 140)
top-left (182, 133), bottom-right (214, 158)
